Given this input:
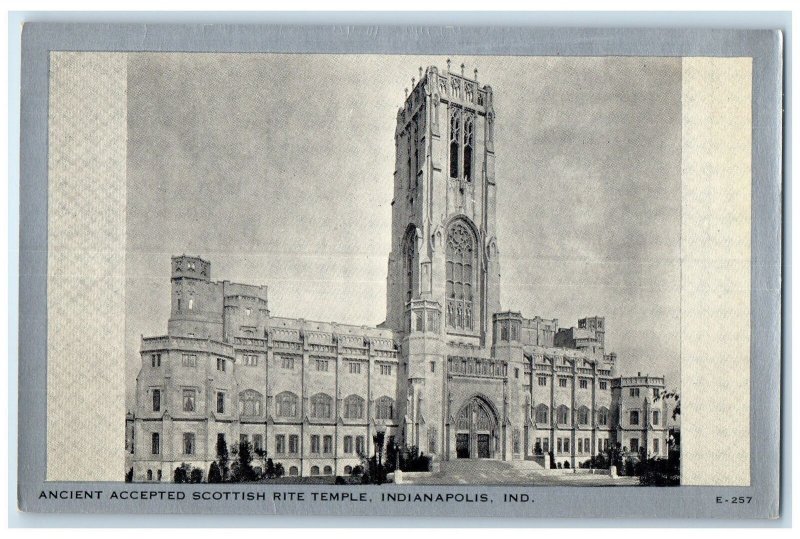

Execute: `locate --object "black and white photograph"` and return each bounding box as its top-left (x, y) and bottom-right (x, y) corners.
top-left (123, 54), bottom-right (683, 487)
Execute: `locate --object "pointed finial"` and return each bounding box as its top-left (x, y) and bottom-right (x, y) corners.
top-left (404, 88), bottom-right (408, 98)
top-left (419, 66), bottom-right (423, 78)
top-left (446, 58), bottom-right (451, 71)
top-left (461, 63), bottom-right (465, 76)
top-left (474, 68), bottom-right (478, 80)
top-left (411, 77), bottom-right (415, 87)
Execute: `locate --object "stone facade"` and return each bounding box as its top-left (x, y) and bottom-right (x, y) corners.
top-left (127, 64), bottom-right (669, 481)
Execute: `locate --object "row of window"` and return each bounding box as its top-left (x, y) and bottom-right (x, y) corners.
top-left (628, 387), bottom-right (661, 399)
top-left (149, 432), bottom-right (368, 457)
top-left (154, 353), bottom-right (389, 375)
top-left (537, 376), bottom-right (609, 390)
top-left (628, 410), bottom-right (660, 426)
top-left (533, 404), bottom-right (609, 426)
top-left (153, 388), bottom-right (395, 421)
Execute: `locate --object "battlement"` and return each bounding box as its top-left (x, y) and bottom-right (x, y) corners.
top-left (171, 255), bottom-right (210, 281)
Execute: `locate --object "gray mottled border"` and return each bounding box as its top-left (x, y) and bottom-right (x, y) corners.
top-left (16, 20), bottom-right (784, 523)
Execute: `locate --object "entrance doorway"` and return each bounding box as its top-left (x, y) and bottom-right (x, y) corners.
top-left (455, 396), bottom-right (498, 459)
top-left (456, 434), bottom-right (470, 459)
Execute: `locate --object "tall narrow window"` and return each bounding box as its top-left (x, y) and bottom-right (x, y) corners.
top-left (446, 220), bottom-right (477, 331)
top-left (216, 392), bottom-right (225, 414)
top-left (403, 228), bottom-right (416, 304)
top-left (463, 114), bottom-right (473, 182)
top-left (344, 436), bottom-right (353, 453)
top-left (449, 107), bottom-right (461, 179)
top-left (183, 433), bottom-right (195, 455)
top-left (183, 389), bottom-right (196, 412)
top-left (152, 389), bottom-right (161, 412)
top-left (311, 435), bottom-right (320, 454)
top-left (151, 433), bottom-right (160, 455)
top-left (275, 435), bottom-right (285, 454)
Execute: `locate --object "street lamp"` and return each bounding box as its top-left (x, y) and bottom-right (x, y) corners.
top-left (373, 425), bottom-right (386, 484)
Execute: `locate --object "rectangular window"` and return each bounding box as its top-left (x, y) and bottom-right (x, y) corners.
top-left (599, 380), bottom-right (608, 390)
top-left (216, 358), bottom-right (226, 372)
top-left (216, 392), bottom-right (225, 414)
top-left (629, 410), bottom-right (639, 425)
top-left (311, 435), bottom-right (320, 454)
top-left (152, 389), bottom-right (161, 412)
top-left (344, 435), bottom-right (353, 454)
top-left (515, 368), bottom-right (519, 379)
top-left (653, 439), bottom-right (660, 454)
top-left (564, 438), bottom-right (570, 453)
top-left (243, 354), bottom-right (258, 366)
top-left (315, 359), bottom-right (329, 372)
top-left (630, 388), bottom-right (640, 397)
top-left (380, 364), bottom-right (392, 376)
top-left (253, 434), bottom-right (263, 452)
top-left (559, 378), bottom-right (568, 388)
top-left (585, 438), bottom-right (590, 454)
top-left (579, 379), bottom-right (588, 389)
top-left (356, 436), bottom-right (365, 455)
top-left (240, 434), bottom-right (248, 445)
top-left (183, 433), bottom-right (195, 455)
top-left (182, 353), bottom-right (197, 367)
top-left (653, 388), bottom-right (660, 399)
top-left (323, 435), bottom-right (332, 454)
top-left (183, 389), bottom-right (196, 412)
top-left (289, 434), bottom-right (298, 454)
top-left (557, 438), bottom-right (562, 453)
top-left (281, 356), bottom-right (294, 369)
top-left (538, 376), bottom-right (547, 386)
top-left (431, 361), bottom-right (436, 373)
top-left (151, 354), bottom-right (161, 368)
top-left (603, 439), bottom-right (609, 451)
top-left (151, 432), bottom-right (160, 455)
top-left (630, 438), bottom-right (639, 452)
top-left (653, 410), bottom-right (660, 425)
top-left (276, 435), bottom-right (285, 454)
top-left (349, 362), bottom-right (361, 374)
top-left (577, 438), bottom-right (583, 453)
top-left (543, 438), bottom-right (549, 453)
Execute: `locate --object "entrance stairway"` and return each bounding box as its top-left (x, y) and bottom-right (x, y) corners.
top-left (399, 458), bottom-right (637, 486)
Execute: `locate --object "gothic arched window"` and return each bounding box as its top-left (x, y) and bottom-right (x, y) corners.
top-left (577, 406), bottom-right (590, 425)
top-left (557, 405), bottom-right (570, 425)
top-left (275, 391), bottom-right (298, 418)
top-left (449, 107), bottom-right (461, 179)
top-left (597, 406), bottom-right (609, 426)
top-left (403, 227), bottom-right (416, 305)
top-left (535, 404), bottom-right (549, 424)
top-left (310, 393), bottom-right (332, 419)
top-left (343, 394), bottom-right (365, 419)
top-left (446, 220), bottom-right (477, 331)
top-left (375, 396), bottom-right (394, 420)
top-left (463, 114), bottom-right (474, 182)
top-left (239, 389), bottom-right (263, 417)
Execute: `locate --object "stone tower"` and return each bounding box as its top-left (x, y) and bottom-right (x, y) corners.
top-left (384, 62), bottom-right (502, 457)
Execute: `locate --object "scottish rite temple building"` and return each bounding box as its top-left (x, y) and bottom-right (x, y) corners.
top-left (128, 63), bottom-right (669, 481)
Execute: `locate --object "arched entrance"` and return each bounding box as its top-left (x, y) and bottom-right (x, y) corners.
top-left (455, 396), bottom-right (499, 459)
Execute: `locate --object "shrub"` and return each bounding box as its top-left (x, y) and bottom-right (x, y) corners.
top-left (208, 462), bottom-right (222, 483)
top-left (190, 468), bottom-right (203, 483)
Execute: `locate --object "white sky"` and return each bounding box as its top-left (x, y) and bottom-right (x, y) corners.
top-left (126, 53), bottom-right (682, 407)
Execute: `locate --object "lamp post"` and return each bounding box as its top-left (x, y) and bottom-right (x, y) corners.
top-left (373, 425), bottom-right (386, 484)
